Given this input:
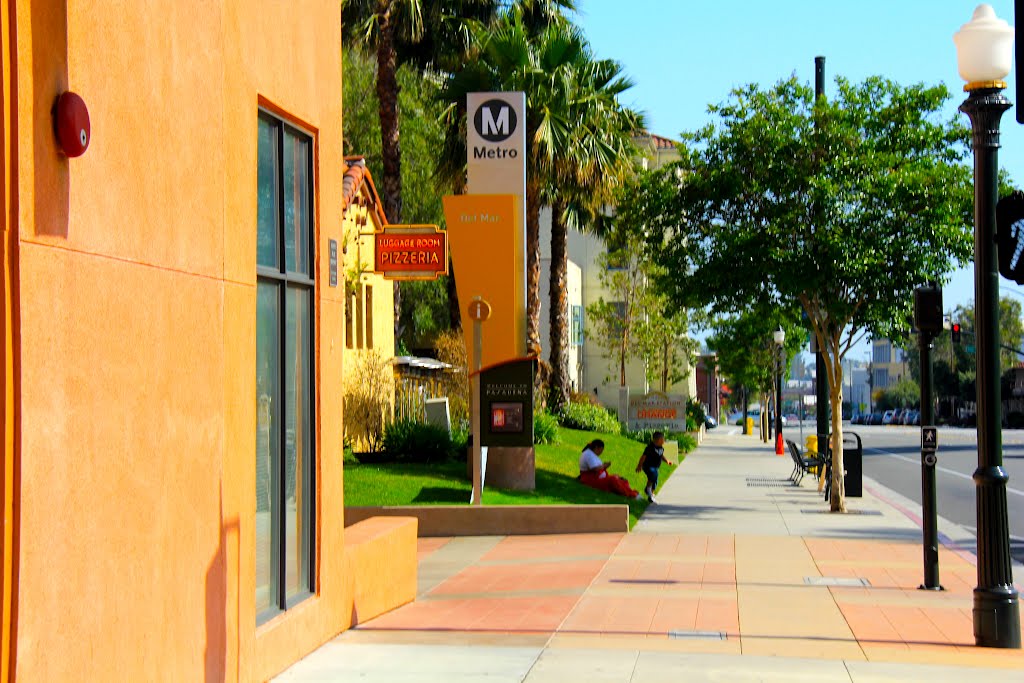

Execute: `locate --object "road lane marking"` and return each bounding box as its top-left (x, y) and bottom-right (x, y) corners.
top-left (865, 448), bottom-right (1024, 497)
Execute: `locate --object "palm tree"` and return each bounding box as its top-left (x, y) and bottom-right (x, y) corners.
top-left (343, 0), bottom-right (500, 341)
top-left (436, 8), bottom-right (587, 356)
top-left (545, 58), bottom-right (643, 411)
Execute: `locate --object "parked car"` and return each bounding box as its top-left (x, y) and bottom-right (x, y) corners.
top-left (869, 411), bottom-right (884, 425)
top-left (908, 410), bottom-right (921, 425)
top-left (705, 415), bottom-right (718, 429)
top-left (882, 410), bottom-right (896, 425)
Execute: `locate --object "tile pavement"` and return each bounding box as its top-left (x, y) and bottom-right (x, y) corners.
top-left (276, 430), bottom-right (1023, 682)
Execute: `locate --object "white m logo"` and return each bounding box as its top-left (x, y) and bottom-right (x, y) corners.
top-left (481, 106), bottom-right (510, 136)
top-left (474, 99), bottom-right (518, 142)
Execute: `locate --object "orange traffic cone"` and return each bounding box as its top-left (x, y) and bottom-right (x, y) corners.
top-left (775, 433), bottom-right (785, 456)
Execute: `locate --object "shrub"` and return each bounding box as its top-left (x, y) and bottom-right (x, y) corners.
top-left (533, 410), bottom-right (560, 445)
top-left (623, 428), bottom-right (691, 446)
top-left (569, 390), bottom-right (603, 407)
top-left (343, 351), bottom-right (394, 452)
top-left (559, 402), bottom-right (621, 434)
top-left (434, 330), bottom-right (470, 426)
top-left (677, 433), bottom-right (698, 453)
top-left (382, 418), bottom-right (452, 463)
top-left (685, 398), bottom-right (708, 432)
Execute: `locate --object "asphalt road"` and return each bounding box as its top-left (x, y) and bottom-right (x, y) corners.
top-left (838, 423), bottom-right (1024, 565)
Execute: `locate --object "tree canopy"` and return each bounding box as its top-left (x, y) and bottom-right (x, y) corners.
top-left (622, 75), bottom-right (977, 510)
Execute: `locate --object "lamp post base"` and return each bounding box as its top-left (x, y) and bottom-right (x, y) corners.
top-left (974, 588), bottom-right (1021, 648)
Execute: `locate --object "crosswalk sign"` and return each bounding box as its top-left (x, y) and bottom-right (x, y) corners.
top-left (922, 426), bottom-right (938, 452)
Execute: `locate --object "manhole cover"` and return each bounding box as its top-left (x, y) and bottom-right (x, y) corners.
top-left (746, 477), bottom-right (792, 488)
top-left (668, 630), bottom-right (728, 640)
top-left (805, 577), bottom-right (871, 587)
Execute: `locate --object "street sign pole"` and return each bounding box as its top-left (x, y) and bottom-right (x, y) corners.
top-left (919, 333), bottom-right (944, 591)
top-left (469, 297), bottom-right (491, 506)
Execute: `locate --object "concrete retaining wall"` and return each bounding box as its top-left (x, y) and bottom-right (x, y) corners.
top-left (344, 504), bottom-right (629, 537)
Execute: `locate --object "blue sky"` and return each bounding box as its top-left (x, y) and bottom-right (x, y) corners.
top-left (573, 0), bottom-right (1024, 359)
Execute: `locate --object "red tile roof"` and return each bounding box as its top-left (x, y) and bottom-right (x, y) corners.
top-left (342, 156), bottom-right (388, 226)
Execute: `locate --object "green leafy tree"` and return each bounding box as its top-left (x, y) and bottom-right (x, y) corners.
top-left (905, 296), bottom-right (1024, 412)
top-left (639, 307), bottom-right (699, 394)
top-left (877, 378), bottom-right (920, 411)
top-left (707, 310), bottom-right (805, 435)
top-left (626, 76), bottom-right (975, 510)
top-left (586, 238), bottom-right (663, 387)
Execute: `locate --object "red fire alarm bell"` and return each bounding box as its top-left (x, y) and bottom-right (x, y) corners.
top-left (54, 92), bottom-right (90, 158)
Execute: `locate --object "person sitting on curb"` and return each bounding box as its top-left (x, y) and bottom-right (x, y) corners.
top-left (578, 439), bottom-right (641, 499)
top-left (635, 431), bottom-right (674, 504)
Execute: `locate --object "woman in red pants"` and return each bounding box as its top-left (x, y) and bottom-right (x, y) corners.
top-left (578, 439), bottom-right (641, 499)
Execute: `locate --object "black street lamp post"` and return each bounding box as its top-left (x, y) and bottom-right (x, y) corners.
top-left (954, 4), bottom-right (1021, 649)
top-left (774, 328), bottom-right (785, 455)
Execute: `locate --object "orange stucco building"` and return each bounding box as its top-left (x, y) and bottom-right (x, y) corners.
top-left (0, 2), bottom-right (415, 681)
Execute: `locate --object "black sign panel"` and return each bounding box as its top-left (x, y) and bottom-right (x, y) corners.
top-left (480, 358), bottom-right (535, 447)
top-left (921, 426), bottom-right (938, 452)
top-left (996, 191), bottom-right (1024, 284)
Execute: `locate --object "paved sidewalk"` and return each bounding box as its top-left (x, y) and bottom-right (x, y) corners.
top-left (276, 430), bottom-right (1023, 682)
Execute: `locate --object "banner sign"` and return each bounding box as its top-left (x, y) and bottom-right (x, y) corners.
top-left (373, 225), bottom-right (448, 280)
top-left (627, 392), bottom-right (688, 431)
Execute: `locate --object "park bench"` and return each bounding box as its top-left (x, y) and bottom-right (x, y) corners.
top-left (787, 439), bottom-right (825, 485)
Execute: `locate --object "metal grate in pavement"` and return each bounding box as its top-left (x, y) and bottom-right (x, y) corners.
top-left (667, 630), bottom-right (728, 640)
top-left (745, 477), bottom-right (793, 488)
top-left (804, 576), bottom-right (871, 587)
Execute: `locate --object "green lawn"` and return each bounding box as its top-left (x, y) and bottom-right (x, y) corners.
top-left (343, 427), bottom-right (687, 529)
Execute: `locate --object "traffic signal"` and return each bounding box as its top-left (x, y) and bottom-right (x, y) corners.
top-left (952, 323), bottom-right (962, 344)
top-left (914, 284), bottom-right (943, 333)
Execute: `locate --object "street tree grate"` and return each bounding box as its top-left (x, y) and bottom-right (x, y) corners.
top-left (667, 630), bottom-right (728, 640)
top-left (745, 477), bottom-right (793, 488)
top-left (804, 577), bottom-right (871, 587)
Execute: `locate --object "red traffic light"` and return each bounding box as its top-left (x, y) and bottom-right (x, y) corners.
top-left (952, 323), bottom-right (962, 344)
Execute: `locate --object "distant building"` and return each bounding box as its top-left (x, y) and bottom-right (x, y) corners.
top-left (872, 338), bottom-right (910, 389)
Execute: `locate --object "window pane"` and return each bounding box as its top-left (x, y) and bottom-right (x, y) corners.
top-left (284, 286), bottom-right (313, 599)
top-left (257, 118), bottom-right (279, 269)
top-left (283, 130), bottom-right (311, 276)
top-left (255, 281), bottom-right (281, 614)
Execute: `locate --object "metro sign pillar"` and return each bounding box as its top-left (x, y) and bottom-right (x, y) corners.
top-left (444, 91), bottom-right (534, 491)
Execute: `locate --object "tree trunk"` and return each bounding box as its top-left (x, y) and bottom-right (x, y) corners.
top-left (526, 178), bottom-right (542, 356)
top-left (548, 198), bottom-right (570, 413)
top-left (661, 339), bottom-right (669, 392)
top-left (823, 335), bottom-right (847, 512)
top-left (446, 265), bottom-right (461, 330)
top-left (742, 387), bottom-right (749, 435)
top-left (447, 171), bottom-right (467, 331)
top-left (375, 10), bottom-right (403, 343)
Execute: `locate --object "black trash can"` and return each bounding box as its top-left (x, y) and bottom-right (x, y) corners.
top-left (843, 431), bottom-right (863, 497)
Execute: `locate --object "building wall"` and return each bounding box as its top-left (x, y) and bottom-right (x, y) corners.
top-left (341, 199), bottom-right (396, 383)
top-left (539, 257), bottom-right (583, 392)
top-left (5, 2), bottom-right (358, 681)
top-left (872, 338), bottom-right (908, 389)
